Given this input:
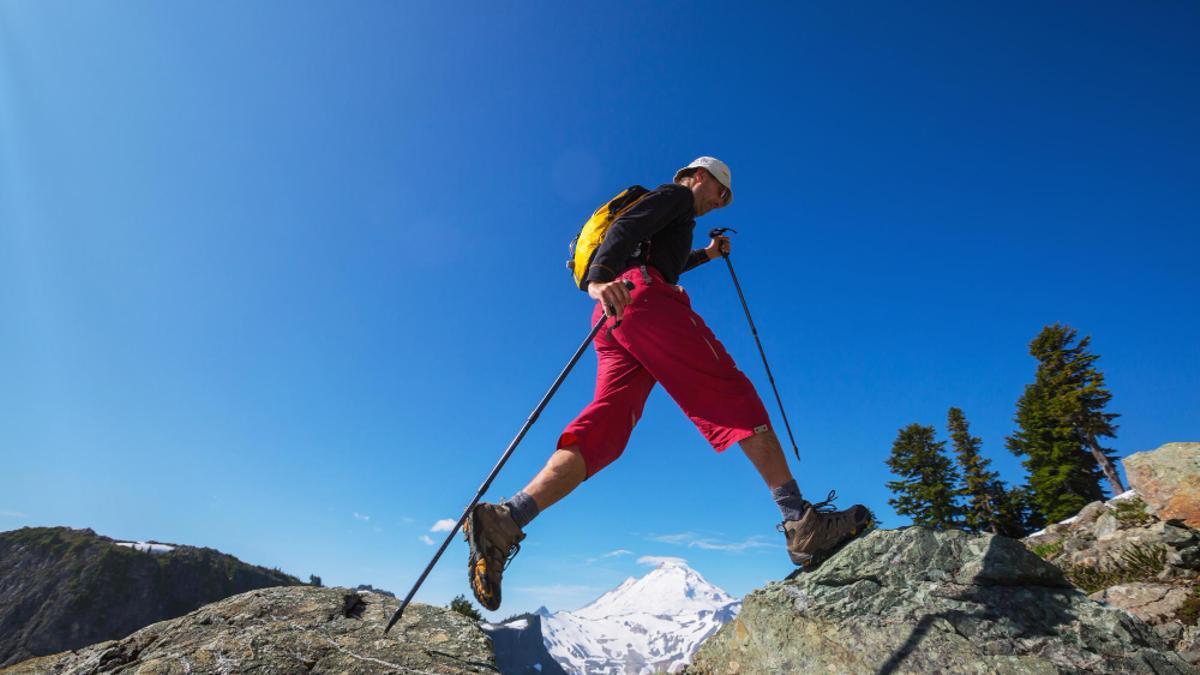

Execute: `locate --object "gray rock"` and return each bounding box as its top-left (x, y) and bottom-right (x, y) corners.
top-left (1033, 508), bottom-right (1200, 578)
top-left (1180, 626), bottom-right (1200, 666)
top-left (0, 586), bottom-right (498, 674)
top-left (1088, 583), bottom-right (1193, 625)
top-left (1095, 512), bottom-right (1121, 538)
top-left (687, 528), bottom-right (1195, 674)
top-left (1076, 501), bottom-right (1111, 529)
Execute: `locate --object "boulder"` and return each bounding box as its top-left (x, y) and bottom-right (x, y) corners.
top-left (0, 586), bottom-right (497, 674)
top-left (1125, 443), bottom-right (1200, 528)
top-left (687, 528), bottom-right (1194, 674)
top-left (1089, 583), bottom-right (1193, 625)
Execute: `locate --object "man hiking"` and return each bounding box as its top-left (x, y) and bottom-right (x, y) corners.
top-left (464, 157), bottom-right (871, 611)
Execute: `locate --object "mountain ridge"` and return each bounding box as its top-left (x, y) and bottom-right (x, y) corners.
top-left (0, 526), bottom-right (302, 667)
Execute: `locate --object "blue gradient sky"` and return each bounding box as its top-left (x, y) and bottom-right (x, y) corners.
top-left (2, 2), bottom-right (1197, 620)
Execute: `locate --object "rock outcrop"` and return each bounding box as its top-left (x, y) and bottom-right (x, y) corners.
top-left (1022, 487), bottom-right (1200, 665)
top-left (0, 527), bottom-right (302, 668)
top-left (1125, 443), bottom-right (1200, 528)
top-left (1023, 494), bottom-right (1200, 580)
top-left (0, 586), bottom-right (497, 674)
top-left (686, 528), bottom-right (1194, 674)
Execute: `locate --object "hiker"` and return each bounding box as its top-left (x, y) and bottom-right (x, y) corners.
top-left (464, 157), bottom-right (870, 611)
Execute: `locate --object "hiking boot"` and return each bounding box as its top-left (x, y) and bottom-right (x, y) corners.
top-left (463, 502), bottom-right (525, 611)
top-left (778, 491), bottom-right (873, 569)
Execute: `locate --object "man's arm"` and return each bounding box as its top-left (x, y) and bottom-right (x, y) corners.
top-left (682, 235), bottom-right (731, 273)
top-left (585, 185), bottom-right (693, 285)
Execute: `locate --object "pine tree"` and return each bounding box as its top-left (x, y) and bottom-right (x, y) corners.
top-left (947, 407), bottom-right (1003, 533)
top-left (886, 423), bottom-right (962, 529)
top-left (1006, 324), bottom-right (1123, 523)
top-left (996, 485), bottom-right (1042, 536)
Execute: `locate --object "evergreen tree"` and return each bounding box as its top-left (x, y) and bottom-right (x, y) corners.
top-left (946, 407), bottom-right (1003, 533)
top-left (448, 594), bottom-right (483, 621)
top-left (996, 485), bottom-right (1042, 536)
top-left (1006, 324), bottom-right (1123, 523)
top-left (308, 574), bottom-right (323, 587)
top-left (886, 423), bottom-right (962, 529)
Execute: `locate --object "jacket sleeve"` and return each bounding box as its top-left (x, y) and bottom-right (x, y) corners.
top-left (682, 248), bottom-right (711, 273)
top-left (585, 185), bottom-right (693, 285)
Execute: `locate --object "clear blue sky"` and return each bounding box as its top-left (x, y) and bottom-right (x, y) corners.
top-left (2, 2), bottom-right (1197, 620)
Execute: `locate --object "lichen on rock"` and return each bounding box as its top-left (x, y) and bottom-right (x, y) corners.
top-left (686, 528), bottom-right (1194, 674)
top-left (0, 586), bottom-right (498, 674)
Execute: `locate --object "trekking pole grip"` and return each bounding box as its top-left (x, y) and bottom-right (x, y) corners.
top-left (708, 227), bottom-right (737, 258)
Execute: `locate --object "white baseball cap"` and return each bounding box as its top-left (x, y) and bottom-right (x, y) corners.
top-left (674, 156), bottom-right (733, 205)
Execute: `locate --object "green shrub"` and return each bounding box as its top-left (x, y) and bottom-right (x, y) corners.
top-left (1113, 497), bottom-right (1153, 527)
top-left (448, 594), bottom-right (483, 621)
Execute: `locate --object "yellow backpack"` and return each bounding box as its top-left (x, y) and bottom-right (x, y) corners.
top-left (566, 185), bottom-right (650, 290)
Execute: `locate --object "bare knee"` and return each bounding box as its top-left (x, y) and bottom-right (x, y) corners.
top-left (740, 429), bottom-right (781, 453)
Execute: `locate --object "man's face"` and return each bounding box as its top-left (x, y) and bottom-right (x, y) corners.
top-left (691, 169), bottom-right (730, 217)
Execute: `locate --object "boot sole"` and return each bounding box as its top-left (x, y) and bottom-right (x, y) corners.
top-left (463, 507), bottom-right (501, 611)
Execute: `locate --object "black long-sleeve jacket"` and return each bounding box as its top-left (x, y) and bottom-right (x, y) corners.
top-left (584, 183), bottom-right (711, 286)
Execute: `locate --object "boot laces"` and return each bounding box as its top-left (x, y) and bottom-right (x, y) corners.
top-left (503, 542), bottom-right (521, 570)
top-left (776, 490), bottom-right (840, 532)
top-left (810, 490), bottom-right (839, 513)
top-left (481, 534), bottom-right (522, 571)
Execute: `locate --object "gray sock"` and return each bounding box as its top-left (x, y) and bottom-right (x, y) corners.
top-left (502, 491), bottom-right (539, 529)
top-left (772, 480), bottom-right (807, 521)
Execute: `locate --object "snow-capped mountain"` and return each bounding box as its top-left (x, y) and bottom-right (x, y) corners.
top-left (537, 560), bottom-right (740, 674)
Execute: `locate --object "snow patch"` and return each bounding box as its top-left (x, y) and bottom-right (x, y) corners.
top-left (1026, 489), bottom-right (1142, 538)
top-left (115, 541), bottom-right (176, 555)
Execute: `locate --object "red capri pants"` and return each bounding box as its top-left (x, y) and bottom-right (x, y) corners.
top-left (559, 265), bottom-right (772, 479)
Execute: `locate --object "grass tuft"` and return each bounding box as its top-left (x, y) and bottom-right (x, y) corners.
top-left (1112, 497), bottom-right (1154, 527)
top-left (1063, 542), bottom-right (1168, 594)
top-left (1031, 541), bottom-right (1064, 560)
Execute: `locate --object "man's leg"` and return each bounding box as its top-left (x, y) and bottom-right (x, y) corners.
top-left (739, 429), bottom-right (793, 489)
top-left (520, 445), bottom-right (587, 511)
top-left (605, 276), bottom-right (870, 569)
top-left (740, 429), bottom-right (809, 522)
top-left (466, 301), bottom-right (654, 610)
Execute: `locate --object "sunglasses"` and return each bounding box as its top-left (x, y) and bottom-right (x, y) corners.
top-left (701, 170), bottom-right (729, 202)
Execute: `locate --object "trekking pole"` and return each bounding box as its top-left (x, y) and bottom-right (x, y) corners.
top-left (384, 281), bottom-right (633, 634)
top-left (709, 227), bottom-right (801, 463)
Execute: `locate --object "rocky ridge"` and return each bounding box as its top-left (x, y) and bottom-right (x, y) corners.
top-left (0, 586), bottom-right (496, 674)
top-left (686, 527), bottom-right (1194, 674)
